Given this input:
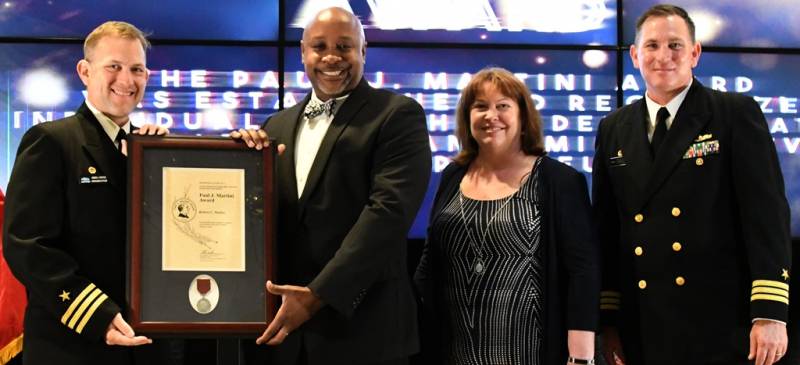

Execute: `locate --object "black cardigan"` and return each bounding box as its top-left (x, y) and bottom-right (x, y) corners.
top-left (414, 156), bottom-right (600, 365)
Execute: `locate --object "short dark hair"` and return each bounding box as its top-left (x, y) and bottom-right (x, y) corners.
top-left (453, 67), bottom-right (544, 165)
top-left (635, 4), bottom-right (696, 44)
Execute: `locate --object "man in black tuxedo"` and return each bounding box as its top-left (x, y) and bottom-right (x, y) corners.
top-left (593, 4), bottom-right (791, 365)
top-left (3, 21), bottom-right (166, 365)
top-left (233, 7), bottom-right (431, 365)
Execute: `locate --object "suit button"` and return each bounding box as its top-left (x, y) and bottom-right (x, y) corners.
top-left (675, 276), bottom-right (686, 286)
top-left (695, 158), bottom-right (704, 166)
top-left (638, 280), bottom-right (647, 289)
top-left (634, 246), bottom-right (643, 256)
top-left (672, 242), bottom-right (682, 252)
top-left (634, 214), bottom-right (644, 223)
top-left (671, 207), bottom-right (681, 217)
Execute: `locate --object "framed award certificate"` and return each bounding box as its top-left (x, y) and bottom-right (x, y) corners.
top-left (127, 135), bottom-right (276, 335)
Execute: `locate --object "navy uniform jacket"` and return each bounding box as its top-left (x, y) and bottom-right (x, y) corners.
top-left (593, 80), bottom-right (791, 365)
top-left (3, 104), bottom-right (134, 364)
top-left (262, 79), bottom-right (431, 365)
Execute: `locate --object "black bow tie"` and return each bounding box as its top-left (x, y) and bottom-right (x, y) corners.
top-left (303, 99), bottom-right (336, 119)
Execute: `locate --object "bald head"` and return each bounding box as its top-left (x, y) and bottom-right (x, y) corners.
top-left (300, 7), bottom-right (367, 100)
top-left (302, 7), bottom-right (365, 47)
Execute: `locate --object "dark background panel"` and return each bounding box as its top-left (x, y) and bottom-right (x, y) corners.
top-left (0, 0), bottom-right (279, 40)
top-left (621, 0), bottom-right (800, 48)
top-left (284, 0), bottom-right (617, 45)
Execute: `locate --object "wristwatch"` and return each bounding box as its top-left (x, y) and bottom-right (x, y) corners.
top-left (567, 356), bottom-right (595, 365)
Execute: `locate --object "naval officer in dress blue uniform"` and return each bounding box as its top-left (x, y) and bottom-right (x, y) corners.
top-left (593, 4), bottom-right (791, 365)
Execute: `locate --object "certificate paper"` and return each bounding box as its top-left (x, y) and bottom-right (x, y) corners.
top-left (162, 167), bottom-right (245, 271)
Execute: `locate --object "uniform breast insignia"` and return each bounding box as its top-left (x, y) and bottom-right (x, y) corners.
top-left (59, 290), bottom-right (71, 302)
top-left (80, 175), bottom-right (109, 184)
top-left (609, 150), bottom-right (627, 167)
top-left (683, 140), bottom-right (720, 159)
top-left (81, 166), bottom-right (108, 183)
top-left (694, 134), bottom-right (713, 142)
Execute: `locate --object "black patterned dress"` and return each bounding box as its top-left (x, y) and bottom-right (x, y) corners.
top-left (430, 158), bottom-right (544, 365)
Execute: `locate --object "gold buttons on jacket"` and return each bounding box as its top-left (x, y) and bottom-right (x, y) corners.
top-left (695, 158), bottom-right (704, 166)
top-left (634, 247), bottom-right (643, 256)
top-left (671, 207), bottom-right (681, 217)
top-left (672, 242), bottom-right (682, 252)
top-left (675, 276), bottom-right (686, 286)
top-left (634, 214), bottom-right (644, 223)
top-left (638, 280), bottom-right (647, 289)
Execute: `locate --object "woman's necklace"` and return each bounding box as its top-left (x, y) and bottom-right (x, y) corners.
top-left (458, 190), bottom-right (516, 275)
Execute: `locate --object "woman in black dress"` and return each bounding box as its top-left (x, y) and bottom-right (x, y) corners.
top-left (415, 67), bottom-right (600, 365)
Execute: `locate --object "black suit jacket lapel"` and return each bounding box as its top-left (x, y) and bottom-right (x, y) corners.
top-left (619, 99), bottom-right (654, 209)
top-left (640, 80), bottom-right (711, 208)
top-left (297, 79), bottom-right (370, 216)
top-left (273, 94), bottom-right (307, 210)
top-left (76, 103), bottom-right (125, 193)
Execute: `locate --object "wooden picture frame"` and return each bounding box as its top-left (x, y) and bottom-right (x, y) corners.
top-left (127, 135), bottom-right (276, 335)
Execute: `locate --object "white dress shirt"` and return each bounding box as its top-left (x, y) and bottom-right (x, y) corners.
top-left (294, 91), bottom-right (349, 198)
top-left (85, 99), bottom-right (130, 148)
top-left (644, 79), bottom-right (692, 141)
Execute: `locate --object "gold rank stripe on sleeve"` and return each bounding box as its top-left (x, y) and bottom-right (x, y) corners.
top-left (600, 291), bottom-right (621, 310)
top-left (751, 280), bottom-right (789, 305)
top-left (67, 288), bottom-right (102, 329)
top-left (753, 280), bottom-right (789, 290)
top-left (600, 298), bottom-right (621, 310)
top-left (75, 293), bottom-right (108, 333)
top-left (752, 287), bottom-right (789, 297)
top-left (60, 283), bottom-right (96, 324)
top-left (60, 283), bottom-right (109, 332)
top-left (751, 294), bottom-right (789, 305)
